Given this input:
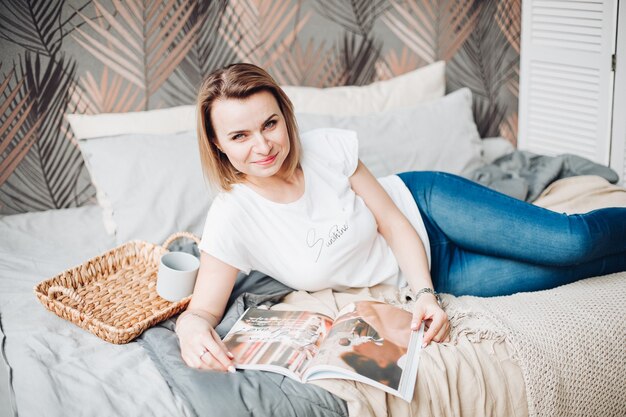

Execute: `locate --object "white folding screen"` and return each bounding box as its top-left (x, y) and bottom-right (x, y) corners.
top-left (518, 0), bottom-right (618, 165)
top-left (610, 1), bottom-right (626, 184)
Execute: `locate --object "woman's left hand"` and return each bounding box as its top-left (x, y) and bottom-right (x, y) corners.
top-left (411, 293), bottom-right (450, 347)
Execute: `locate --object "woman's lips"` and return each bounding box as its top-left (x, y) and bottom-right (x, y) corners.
top-left (255, 154), bottom-right (277, 165)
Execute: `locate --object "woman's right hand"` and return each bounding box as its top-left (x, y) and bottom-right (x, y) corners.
top-left (175, 313), bottom-right (236, 372)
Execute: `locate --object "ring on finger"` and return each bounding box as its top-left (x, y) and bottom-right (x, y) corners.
top-left (199, 349), bottom-right (208, 360)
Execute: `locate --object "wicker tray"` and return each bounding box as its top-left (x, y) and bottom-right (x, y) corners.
top-left (34, 232), bottom-right (200, 344)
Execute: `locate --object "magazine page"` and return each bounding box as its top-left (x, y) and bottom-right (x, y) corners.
top-left (222, 308), bottom-right (334, 380)
top-left (303, 301), bottom-right (424, 401)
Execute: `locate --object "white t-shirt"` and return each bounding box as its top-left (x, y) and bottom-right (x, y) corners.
top-left (199, 128), bottom-right (430, 292)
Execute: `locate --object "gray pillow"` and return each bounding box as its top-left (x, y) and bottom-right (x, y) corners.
top-left (78, 130), bottom-right (215, 245)
top-left (296, 88), bottom-right (484, 178)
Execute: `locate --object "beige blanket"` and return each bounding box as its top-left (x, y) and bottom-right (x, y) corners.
top-left (443, 272), bottom-right (626, 417)
top-left (269, 175), bottom-right (626, 417)
top-left (533, 175), bottom-right (626, 213)
top-left (272, 273), bottom-right (626, 417)
top-left (271, 287), bottom-right (529, 417)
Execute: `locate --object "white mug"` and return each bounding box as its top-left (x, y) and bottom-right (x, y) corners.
top-left (156, 251), bottom-right (200, 302)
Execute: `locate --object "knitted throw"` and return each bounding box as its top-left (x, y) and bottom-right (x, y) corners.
top-left (442, 272), bottom-right (626, 417)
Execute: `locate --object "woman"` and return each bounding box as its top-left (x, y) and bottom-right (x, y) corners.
top-left (175, 63), bottom-right (626, 374)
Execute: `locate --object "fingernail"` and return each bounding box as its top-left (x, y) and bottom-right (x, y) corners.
top-left (422, 342), bottom-right (428, 348)
top-left (228, 365), bottom-right (236, 373)
top-left (227, 351), bottom-right (234, 359)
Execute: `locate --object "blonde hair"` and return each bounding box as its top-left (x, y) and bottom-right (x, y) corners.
top-left (196, 63), bottom-right (301, 191)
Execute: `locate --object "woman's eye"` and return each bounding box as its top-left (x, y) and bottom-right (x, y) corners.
top-left (264, 120), bottom-right (276, 129)
top-left (232, 133), bottom-right (245, 140)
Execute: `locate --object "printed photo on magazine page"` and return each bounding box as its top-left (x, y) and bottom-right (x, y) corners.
top-left (222, 300), bottom-right (424, 401)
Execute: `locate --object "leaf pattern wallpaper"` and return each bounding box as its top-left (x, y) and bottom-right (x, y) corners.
top-left (0, 0), bottom-right (520, 215)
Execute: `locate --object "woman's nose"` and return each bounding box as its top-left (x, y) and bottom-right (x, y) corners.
top-left (253, 133), bottom-right (271, 154)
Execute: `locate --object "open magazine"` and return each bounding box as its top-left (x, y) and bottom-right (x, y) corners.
top-left (222, 300), bottom-right (424, 401)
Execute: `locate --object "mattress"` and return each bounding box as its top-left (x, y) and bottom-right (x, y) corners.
top-left (3, 176), bottom-right (622, 417)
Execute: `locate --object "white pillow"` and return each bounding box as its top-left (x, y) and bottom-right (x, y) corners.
top-left (296, 88), bottom-right (483, 178)
top-left (66, 61), bottom-right (445, 141)
top-left (282, 61), bottom-right (445, 116)
top-left (66, 105), bottom-right (197, 140)
top-left (77, 131), bottom-right (214, 245)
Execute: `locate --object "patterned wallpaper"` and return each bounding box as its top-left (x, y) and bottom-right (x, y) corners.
top-left (0, 0), bottom-right (520, 215)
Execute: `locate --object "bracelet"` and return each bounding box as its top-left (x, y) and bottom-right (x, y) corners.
top-left (414, 287), bottom-right (442, 307)
top-left (175, 310), bottom-right (212, 333)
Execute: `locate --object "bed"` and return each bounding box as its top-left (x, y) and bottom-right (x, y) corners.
top-left (2, 62), bottom-right (625, 417)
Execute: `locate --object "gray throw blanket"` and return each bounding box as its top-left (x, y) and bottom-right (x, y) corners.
top-left (138, 271), bottom-right (349, 417)
top-left (469, 151), bottom-right (619, 201)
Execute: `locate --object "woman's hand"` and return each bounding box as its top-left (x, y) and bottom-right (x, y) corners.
top-left (411, 293), bottom-right (450, 347)
top-left (176, 313), bottom-right (235, 372)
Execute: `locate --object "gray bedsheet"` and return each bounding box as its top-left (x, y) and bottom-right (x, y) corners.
top-left (0, 205), bottom-right (347, 417)
top-left (0, 205), bottom-right (189, 417)
top-left (138, 271), bottom-right (348, 417)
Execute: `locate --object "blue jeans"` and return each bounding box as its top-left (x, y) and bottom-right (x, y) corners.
top-left (399, 171), bottom-right (626, 297)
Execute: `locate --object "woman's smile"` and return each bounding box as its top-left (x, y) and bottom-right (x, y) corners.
top-left (254, 154), bottom-right (277, 165)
